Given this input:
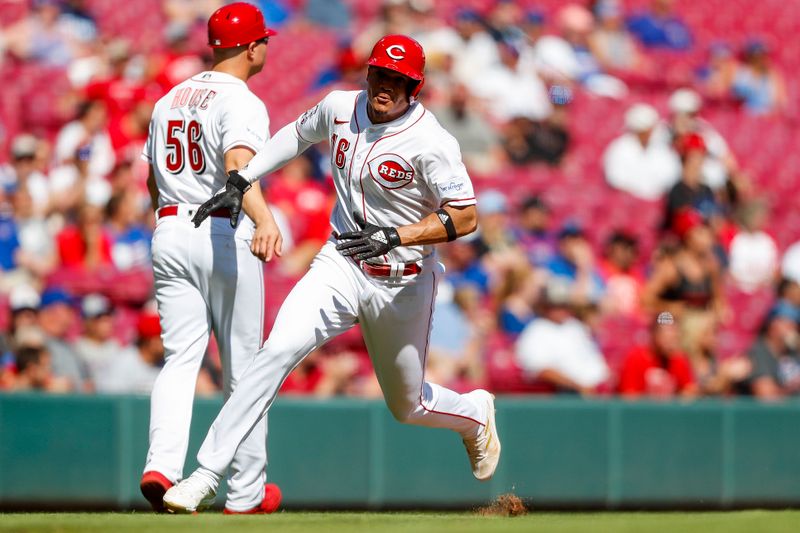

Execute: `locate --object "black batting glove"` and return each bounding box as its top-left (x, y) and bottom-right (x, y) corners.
top-left (192, 170), bottom-right (252, 228)
top-left (336, 212), bottom-right (402, 261)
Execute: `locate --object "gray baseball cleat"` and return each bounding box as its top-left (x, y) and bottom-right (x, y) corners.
top-left (462, 389), bottom-right (501, 481)
top-left (162, 472), bottom-right (216, 514)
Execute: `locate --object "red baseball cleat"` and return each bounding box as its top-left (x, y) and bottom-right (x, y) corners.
top-left (223, 483), bottom-right (282, 514)
top-left (140, 471), bottom-right (174, 513)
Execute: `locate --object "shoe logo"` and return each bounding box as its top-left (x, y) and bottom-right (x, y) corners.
top-left (334, 118), bottom-right (349, 124)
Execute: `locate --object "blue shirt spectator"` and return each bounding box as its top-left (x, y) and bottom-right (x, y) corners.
top-left (0, 214), bottom-right (20, 271)
top-left (546, 224), bottom-right (606, 304)
top-left (627, 0), bottom-right (692, 50)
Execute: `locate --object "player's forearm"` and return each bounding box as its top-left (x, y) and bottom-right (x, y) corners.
top-left (396, 205), bottom-right (477, 246)
top-left (239, 123), bottom-right (312, 183)
top-left (146, 166), bottom-right (159, 211)
top-left (241, 180), bottom-right (271, 226)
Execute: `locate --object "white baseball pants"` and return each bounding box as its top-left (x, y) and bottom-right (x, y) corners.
top-left (195, 240), bottom-right (486, 483)
top-left (145, 205), bottom-right (268, 511)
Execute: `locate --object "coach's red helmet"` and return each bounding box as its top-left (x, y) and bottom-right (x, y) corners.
top-left (367, 35), bottom-right (426, 97)
top-left (208, 2), bottom-right (277, 49)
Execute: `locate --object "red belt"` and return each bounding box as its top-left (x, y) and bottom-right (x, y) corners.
top-left (156, 205), bottom-right (231, 220)
top-left (359, 261), bottom-right (422, 277)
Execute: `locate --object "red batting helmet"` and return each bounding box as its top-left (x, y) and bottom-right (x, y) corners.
top-left (367, 35), bottom-right (426, 97)
top-left (208, 2), bottom-right (276, 49)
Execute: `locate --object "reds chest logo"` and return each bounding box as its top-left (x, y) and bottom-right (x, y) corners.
top-left (367, 154), bottom-right (415, 190)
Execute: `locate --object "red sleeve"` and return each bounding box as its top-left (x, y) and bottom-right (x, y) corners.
top-left (670, 353), bottom-right (696, 391)
top-left (56, 227), bottom-right (85, 267)
top-left (618, 346), bottom-right (650, 395)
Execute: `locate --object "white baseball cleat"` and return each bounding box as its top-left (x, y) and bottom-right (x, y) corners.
top-left (162, 473), bottom-right (216, 514)
top-left (462, 389), bottom-right (501, 481)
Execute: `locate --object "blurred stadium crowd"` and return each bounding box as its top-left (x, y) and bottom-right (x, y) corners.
top-left (0, 0), bottom-right (799, 400)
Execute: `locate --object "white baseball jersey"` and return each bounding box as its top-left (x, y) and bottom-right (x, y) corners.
top-left (190, 91), bottom-right (491, 490)
top-left (143, 70), bottom-right (269, 208)
top-left (141, 70), bottom-right (272, 512)
top-left (243, 90), bottom-right (476, 264)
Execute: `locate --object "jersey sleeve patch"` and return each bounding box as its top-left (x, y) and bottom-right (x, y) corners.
top-left (295, 98), bottom-right (329, 144)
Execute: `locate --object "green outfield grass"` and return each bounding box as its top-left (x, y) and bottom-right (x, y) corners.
top-left (0, 511), bottom-right (799, 533)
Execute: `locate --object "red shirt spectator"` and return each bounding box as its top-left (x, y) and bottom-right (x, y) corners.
top-left (56, 204), bottom-right (113, 268)
top-left (598, 231), bottom-right (646, 317)
top-left (618, 320), bottom-right (697, 397)
top-left (85, 76), bottom-right (147, 124)
top-left (267, 158), bottom-right (333, 244)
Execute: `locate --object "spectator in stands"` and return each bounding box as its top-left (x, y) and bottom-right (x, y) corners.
top-left (689, 313), bottom-right (751, 396)
top-left (0, 135), bottom-right (51, 217)
top-left (501, 86), bottom-right (571, 167)
top-left (731, 40), bottom-right (788, 116)
top-left (471, 190), bottom-right (529, 296)
top-left (54, 99), bottom-right (115, 181)
top-left (153, 24), bottom-right (206, 94)
top-left (94, 311), bottom-right (163, 394)
top-left (108, 96), bottom-right (155, 167)
top-left (484, 0), bottom-right (524, 45)
top-left (663, 134), bottom-right (718, 232)
top-left (497, 264), bottom-right (543, 337)
top-left (516, 10), bottom-right (546, 72)
top-left (748, 302), bottom-right (800, 399)
top-left (1, 286), bottom-right (43, 381)
top-left (618, 316), bottom-right (697, 398)
top-left (598, 231), bottom-right (645, 317)
top-left (72, 293), bottom-right (121, 387)
top-left (664, 88), bottom-right (747, 198)
top-left (266, 156), bottom-right (330, 275)
top-left (514, 195), bottom-right (557, 268)
top-left (56, 200), bottom-right (114, 269)
top-left (38, 287), bottom-right (87, 391)
top-left (11, 186), bottom-right (57, 280)
top-left (589, 0), bottom-right (648, 76)
top-left (438, 238), bottom-right (490, 296)
top-left (105, 187), bottom-right (151, 271)
top-left (1, 0), bottom-right (81, 66)
top-left (305, 0), bottom-right (351, 30)
top-left (60, 0), bottom-right (98, 40)
top-left (471, 41), bottom-right (551, 124)
top-left (11, 345), bottom-right (70, 392)
top-left (406, 1), bottom-right (463, 76)
top-left (626, 0), bottom-right (692, 50)
top-left (8, 285), bottom-right (42, 336)
top-left (354, 0), bottom-right (414, 60)
top-left (428, 282), bottom-right (489, 390)
top-left (432, 83), bottom-right (504, 174)
top-left (472, 189), bottom-right (517, 258)
top-left (603, 103), bottom-right (681, 201)
top-left (448, 9), bottom-right (500, 87)
top-left (696, 42), bottom-right (739, 102)
top-left (776, 278), bottom-right (800, 311)
top-left (781, 239), bottom-right (800, 286)
top-left (642, 210), bottom-right (725, 360)
top-left (84, 42), bottom-right (148, 126)
top-left (532, 4), bottom-right (628, 99)
top-left (547, 222), bottom-right (605, 307)
top-left (728, 200), bottom-right (778, 293)
top-left (515, 280), bottom-right (609, 395)
top-left (0, 191), bottom-right (23, 286)
top-left (162, 0), bottom-right (223, 29)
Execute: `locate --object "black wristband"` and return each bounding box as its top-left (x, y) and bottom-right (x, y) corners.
top-left (228, 170), bottom-right (252, 194)
top-left (435, 208), bottom-right (457, 242)
top-left (386, 227), bottom-right (402, 248)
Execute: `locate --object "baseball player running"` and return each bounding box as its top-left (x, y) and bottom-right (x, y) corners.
top-left (163, 35), bottom-right (501, 513)
top-left (139, 3), bottom-right (283, 514)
